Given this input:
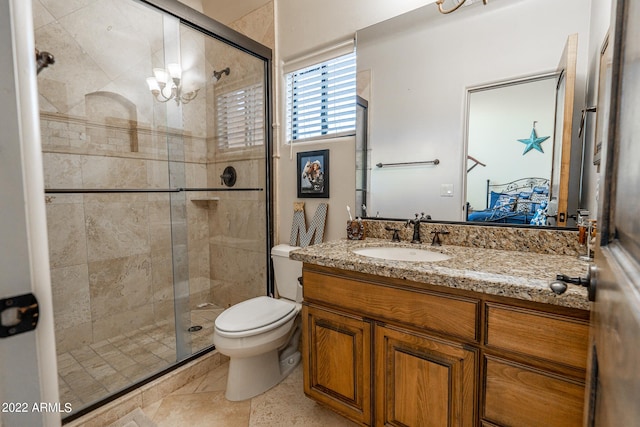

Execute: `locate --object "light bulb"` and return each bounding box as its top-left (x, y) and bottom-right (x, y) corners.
top-left (153, 68), bottom-right (168, 85)
top-left (167, 63), bottom-right (181, 80)
top-left (146, 77), bottom-right (160, 92)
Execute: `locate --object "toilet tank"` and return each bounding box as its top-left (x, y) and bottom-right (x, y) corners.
top-left (271, 244), bottom-right (302, 302)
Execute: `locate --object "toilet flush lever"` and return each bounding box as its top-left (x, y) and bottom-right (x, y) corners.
top-left (297, 277), bottom-right (303, 286)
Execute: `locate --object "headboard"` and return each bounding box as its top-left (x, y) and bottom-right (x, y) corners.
top-left (486, 177), bottom-right (550, 209)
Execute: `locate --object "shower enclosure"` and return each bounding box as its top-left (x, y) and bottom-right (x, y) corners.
top-left (34, 0), bottom-right (272, 418)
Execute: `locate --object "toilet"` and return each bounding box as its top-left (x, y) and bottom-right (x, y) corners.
top-left (213, 244), bottom-right (303, 401)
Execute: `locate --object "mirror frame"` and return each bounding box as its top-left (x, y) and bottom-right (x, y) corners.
top-left (553, 33), bottom-right (578, 227)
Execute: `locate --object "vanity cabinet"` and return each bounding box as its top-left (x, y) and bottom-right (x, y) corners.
top-left (301, 264), bottom-right (590, 427)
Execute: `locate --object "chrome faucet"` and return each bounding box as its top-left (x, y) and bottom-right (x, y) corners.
top-left (406, 213), bottom-right (430, 244)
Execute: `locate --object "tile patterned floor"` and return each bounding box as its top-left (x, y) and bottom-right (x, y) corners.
top-left (141, 361), bottom-right (359, 426)
top-left (58, 307), bottom-right (224, 414)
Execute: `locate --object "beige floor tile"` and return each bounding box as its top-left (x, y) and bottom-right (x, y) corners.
top-left (248, 365), bottom-right (359, 427)
top-left (141, 399), bottom-right (162, 420)
top-left (193, 362), bottom-right (228, 394)
top-left (152, 391), bottom-right (251, 427)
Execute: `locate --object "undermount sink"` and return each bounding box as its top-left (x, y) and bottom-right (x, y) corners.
top-left (352, 246), bottom-right (451, 262)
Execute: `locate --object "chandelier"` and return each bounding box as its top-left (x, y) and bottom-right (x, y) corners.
top-left (146, 64), bottom-right (199, 105)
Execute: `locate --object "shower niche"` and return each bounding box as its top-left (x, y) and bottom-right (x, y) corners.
top-left (35, 0), bottom-right (272, 418)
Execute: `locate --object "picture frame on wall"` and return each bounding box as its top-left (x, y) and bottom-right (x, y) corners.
top-left (297, 149), bottom-right (329, 198)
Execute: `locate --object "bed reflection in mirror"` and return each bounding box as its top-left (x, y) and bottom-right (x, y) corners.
top-left (464, 74), bottom-right (559, 226)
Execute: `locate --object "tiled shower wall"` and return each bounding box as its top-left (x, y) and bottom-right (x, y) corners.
top-left (37, 0), bottom-right (271, 358)
top-left (41, 115), bottom-right (209, 353)
top-left (42, 122), bottom-right (268, 355)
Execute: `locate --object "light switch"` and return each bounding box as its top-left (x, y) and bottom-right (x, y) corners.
top-left (441, 184), bottom-right (454, 197)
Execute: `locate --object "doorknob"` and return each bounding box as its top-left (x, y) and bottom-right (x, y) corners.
top-left (549, 265), bottom-right (596, 301)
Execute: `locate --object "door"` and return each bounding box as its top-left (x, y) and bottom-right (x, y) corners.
top-left (0, 1), bottom-right (60, 426)
top-left (588, 0), bottom-right (640, 425)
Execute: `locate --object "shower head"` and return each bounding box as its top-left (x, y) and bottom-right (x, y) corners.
top-left (212, 67), bottom-right (230, 83)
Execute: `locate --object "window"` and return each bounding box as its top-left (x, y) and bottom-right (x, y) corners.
top-left (216, 83), bottom-right (264, 149)
top-left (286, 51), bottom-right (356, 142)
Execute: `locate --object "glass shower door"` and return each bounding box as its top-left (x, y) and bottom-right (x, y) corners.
top-left (34, 0), bottom-right (271, 417)
top-left (173, 22), bottom-right (269, 355)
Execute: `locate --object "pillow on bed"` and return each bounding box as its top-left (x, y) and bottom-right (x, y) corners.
top-left (530, 200), bottom-right (549, 226)
top-left (494, 194), bottom-right (516, 212)
top-left (533, 186), bottom-right (549, 195)
top-left (489, 191), bottom-right (504, 209)
top-left (490, 191), bottom-right (515, 209)
top-left (529, 192), bottom-right (549, 212)
top-left (514, 192), bottom-right (532, 213)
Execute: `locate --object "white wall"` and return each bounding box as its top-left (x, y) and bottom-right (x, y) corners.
top-left (277, 137), bottom-right (355, 245)
top-left (274, 1), bottom-right (437, 243)
top-left (357, 0), bottom-right (592, 221)
top-left (276, 0), bottom-right (436, 61)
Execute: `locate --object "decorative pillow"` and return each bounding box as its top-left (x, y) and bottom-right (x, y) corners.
top-left (516, 199), bottom-right (531, 214)
top-left (494, 194), bottom-right (516, 212)
top-left (529, 193), bottom-right (548, 212)
top-left (530, 200), bottom-right (548, 226)
top-left (489, 191), bottom-right (505, 209)
top-left (530, 193), bottom-right (548, 203)
top-left (513, 192), bottom-right (530, 213)
top-left (518, 191), bottom-right (532, 199)
top-left (533, 186), bottom-right (549, 195)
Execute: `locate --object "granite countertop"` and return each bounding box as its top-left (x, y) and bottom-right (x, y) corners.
top-left (290, 239), bottom-right (591, 310)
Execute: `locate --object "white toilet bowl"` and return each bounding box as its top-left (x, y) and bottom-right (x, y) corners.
top-left (212, 245), bottom-right (303, 401)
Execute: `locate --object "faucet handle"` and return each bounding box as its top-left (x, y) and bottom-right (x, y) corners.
top-left (430, 229), bottom-right (448, 246)
top-left (385, 226), bottom-right (401, 242)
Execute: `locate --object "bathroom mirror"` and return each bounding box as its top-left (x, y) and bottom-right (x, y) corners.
top-left (355, 0), bottom-right (587, 227)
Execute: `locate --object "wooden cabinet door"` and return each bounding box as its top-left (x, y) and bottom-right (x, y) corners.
top-left (375, 324), bottom-right (477, 427)
top-left (303, 304), bottom-right (372, 425)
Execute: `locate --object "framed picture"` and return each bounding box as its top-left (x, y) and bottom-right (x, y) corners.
top-left (297, 149), bottom-right (329, 198)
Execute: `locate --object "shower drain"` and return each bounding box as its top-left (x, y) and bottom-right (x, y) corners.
top-left (187, 325), bottom-right (203, 332)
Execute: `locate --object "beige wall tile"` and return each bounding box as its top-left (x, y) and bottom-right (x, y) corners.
top-left (50, 264), bottom-right (91, 330)
top-left (88, 254), bottom-right (152, 320)
top-left (55, 322), bottom-right (93, 354)
top-left (81, 156), bottom-right (148, 189)
top-left (92, 305), bottom-right (155, 343)
top-left (42, 152), bottom-right (83, 188)
top-left (84, 200), bottom-right (150, 262)
top-left (46, 202), bottom-right (88, 268)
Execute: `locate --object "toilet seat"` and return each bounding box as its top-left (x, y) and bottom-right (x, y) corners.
top-left (215, 296), bottom-right (298, 338)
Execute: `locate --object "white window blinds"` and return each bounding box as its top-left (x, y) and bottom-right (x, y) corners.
top-left (216, 83), bottom-right (264, 149)
top-left (286, 51), bottom-right (356, 142)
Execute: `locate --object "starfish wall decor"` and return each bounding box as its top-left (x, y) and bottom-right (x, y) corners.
top-left (517, 126), bottom-right (550, 155)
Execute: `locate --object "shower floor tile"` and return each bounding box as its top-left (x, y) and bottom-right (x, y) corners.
top-left (58, 307), bottom-right (222, 414)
